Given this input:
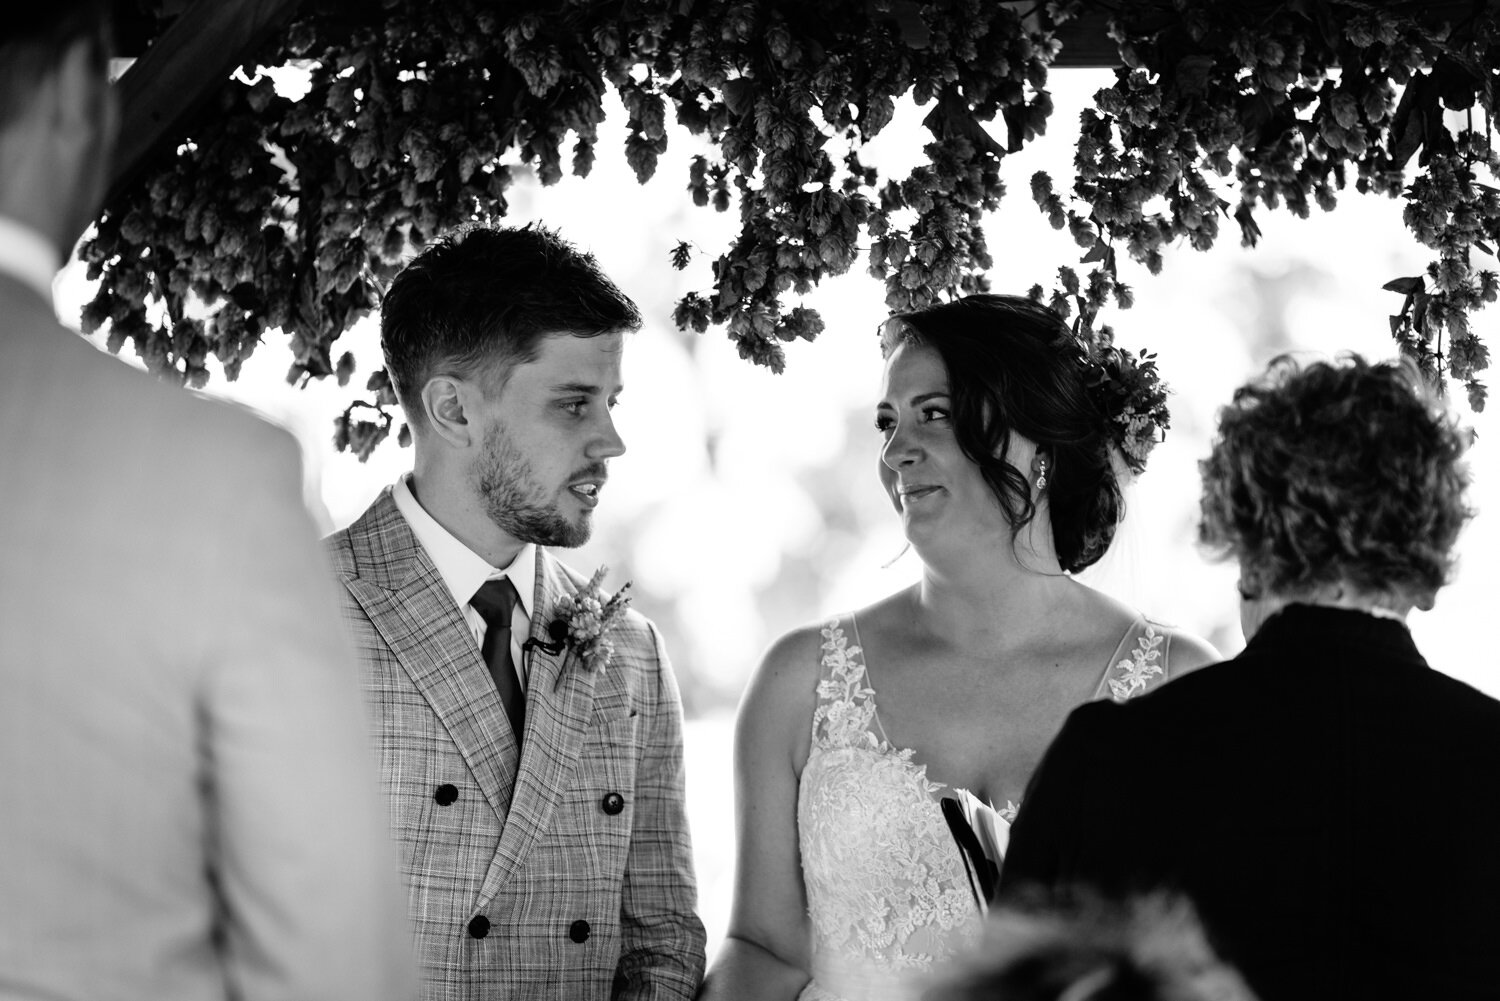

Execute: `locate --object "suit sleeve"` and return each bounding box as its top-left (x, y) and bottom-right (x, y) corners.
top-left (614, 620), bottom-right (708, 1000)
top-left (199, 426), bottom-right (419, 1001)
top-left (997, 700), bottom-right (1123, 903)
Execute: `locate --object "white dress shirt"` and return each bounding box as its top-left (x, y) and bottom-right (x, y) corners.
top-left (0, 215), bottom-right (62, 303)
top-left (392, 474), bottom-right (537, 689)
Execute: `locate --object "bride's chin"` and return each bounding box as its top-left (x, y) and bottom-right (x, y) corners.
top-left (899, 524), bottom-right (949, 559)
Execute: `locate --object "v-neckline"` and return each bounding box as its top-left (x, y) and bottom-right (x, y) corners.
top-left (848, 610), bottom-right (1146, 805)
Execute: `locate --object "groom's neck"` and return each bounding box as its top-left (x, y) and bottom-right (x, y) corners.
top-left (408, 467), bottom-right (525, 569)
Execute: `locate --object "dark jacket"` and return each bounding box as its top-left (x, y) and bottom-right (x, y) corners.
top-left (999, 604), bottom-right (1500, 1001)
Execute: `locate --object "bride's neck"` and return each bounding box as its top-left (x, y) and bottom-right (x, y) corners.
top-left (914, 558), bottom-right (1077, 649)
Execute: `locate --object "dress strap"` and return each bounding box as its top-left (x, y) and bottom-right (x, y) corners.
top-left (1093, 616), bottom-right (1170, 702)
top-left (809, 616), bottom-right (879, 750)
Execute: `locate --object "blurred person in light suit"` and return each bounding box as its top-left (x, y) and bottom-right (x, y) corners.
top-left (0, 6), bottom-right (417, 1000)
top-left (999, 354), bottom-right (1500, 1001)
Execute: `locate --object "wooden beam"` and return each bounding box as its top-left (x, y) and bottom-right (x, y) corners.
top-left (1048, 1), bottom-right (1498, 68)
top-left (1052, 9), bottom-right (1120, 68)
top-left (106, 0), bottom-right (303, 206)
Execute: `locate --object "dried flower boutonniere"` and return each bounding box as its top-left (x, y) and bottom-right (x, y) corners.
top-left (537, 566), bottom-right (633, 690)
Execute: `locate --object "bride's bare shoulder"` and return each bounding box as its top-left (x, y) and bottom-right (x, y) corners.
top-left (753, 622), bottom-right (829, 687)
top-left (1065, 583), bottom-right (1221, 676)
top-left (740, 590), bottom-right (916, 744)
top-left (737, 619), bottom-right (843, 775)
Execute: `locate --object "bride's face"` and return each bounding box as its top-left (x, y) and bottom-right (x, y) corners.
top-left (876, 341), bottom-right (1029, 550)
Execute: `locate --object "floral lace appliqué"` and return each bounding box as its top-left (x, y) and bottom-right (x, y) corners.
top-left (797, 620), bottom-right (981, 997)
top-left (1107, 624), bottom-right (1164, 702)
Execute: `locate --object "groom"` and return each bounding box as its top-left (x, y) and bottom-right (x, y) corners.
top-left (327, 224), bottom-right (705, 1000)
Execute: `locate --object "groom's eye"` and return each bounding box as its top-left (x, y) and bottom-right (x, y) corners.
top-left (559, 399), bottom-right (587, 416)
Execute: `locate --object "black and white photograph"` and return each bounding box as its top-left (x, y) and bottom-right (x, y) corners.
top-left (3, 3), bottom-right (1499, 1001)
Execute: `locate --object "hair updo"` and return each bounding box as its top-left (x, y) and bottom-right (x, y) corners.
top-left (880, 294), bottom-right (1133, 573)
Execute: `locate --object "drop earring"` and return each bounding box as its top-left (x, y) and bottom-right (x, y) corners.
top-left (1033, 455), bottom-right (1049, 492)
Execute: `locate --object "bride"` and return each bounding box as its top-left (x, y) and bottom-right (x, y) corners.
top-left (698, 294), bottom-right (1218, 1001)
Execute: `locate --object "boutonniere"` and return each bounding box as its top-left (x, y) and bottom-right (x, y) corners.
top-left (531, 566), bottom-right (632, 690)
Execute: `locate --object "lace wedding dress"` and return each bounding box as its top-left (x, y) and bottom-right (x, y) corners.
top-left (796, 614), bottom-right (1176, 1001)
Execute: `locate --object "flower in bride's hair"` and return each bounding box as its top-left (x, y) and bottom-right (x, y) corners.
top-left (1118, 410), bottom-right (1161, 468)
top-left (1075, 324), bottom-right (1171, 476)
top-left (549, 565), bottom-right (632, 687)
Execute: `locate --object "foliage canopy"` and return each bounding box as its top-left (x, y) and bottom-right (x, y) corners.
top-left (84, 0), bottom-right (1500, 457)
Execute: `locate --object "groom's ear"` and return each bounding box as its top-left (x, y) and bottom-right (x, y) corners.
top-left (421, 375), bottom-right (475, 448)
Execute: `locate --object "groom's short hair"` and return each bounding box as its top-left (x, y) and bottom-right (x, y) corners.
top-left (381, 223), bottom-right (641, 428)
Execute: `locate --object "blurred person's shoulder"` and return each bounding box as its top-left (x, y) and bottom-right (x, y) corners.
top-left (2, 281), bottom-right (300, 493)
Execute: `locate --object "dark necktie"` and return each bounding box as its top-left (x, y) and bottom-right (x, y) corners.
top-left (471, 578), bottom-right (525, 744)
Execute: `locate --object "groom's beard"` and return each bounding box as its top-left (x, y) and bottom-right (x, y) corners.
top-left (475, 419), bottom-right (594, 549)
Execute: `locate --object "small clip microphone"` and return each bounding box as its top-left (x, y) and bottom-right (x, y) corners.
top-left (522, 619), bottom-right (569, 657)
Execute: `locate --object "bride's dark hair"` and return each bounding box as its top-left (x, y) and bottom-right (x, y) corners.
top-left (880, 294), bottom-right (1124, 573)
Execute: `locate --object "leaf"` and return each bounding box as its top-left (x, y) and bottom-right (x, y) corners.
top-left (1234, 203), bottom-right (1261, 248)
top-left (1169, 54), bottom-right (1215, 98)
top-left (1382, 276), bottom-right (1425, 295)
top-left (723, 78), bottom-right (754, 117)
top-left (923, 90), bottom-right (1006, 159)
top-left (1433, 54), bottom-right (1478, 111)
top-left (1388, 70), bottom-right (1437, 169)
top-left (881, 0), bottom-right (931, 50)
top-left (1413, 291), bottom-right (1432, 333)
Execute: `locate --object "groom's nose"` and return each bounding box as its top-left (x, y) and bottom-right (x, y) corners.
top-left (590, 411), bottom-right (626, 459)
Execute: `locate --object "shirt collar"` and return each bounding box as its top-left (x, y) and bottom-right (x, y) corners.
top-left (0, 216), bottom-right (61, 304)
top-left (392, 474), bottom-right (537, 619)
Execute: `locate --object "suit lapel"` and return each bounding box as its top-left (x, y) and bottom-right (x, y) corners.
top-left (478, 548), bottom-right (599, 906)
top-left (344, 491), bottom-right (521, 821)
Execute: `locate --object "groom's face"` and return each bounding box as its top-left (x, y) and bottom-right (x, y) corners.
top-left (471, 331), bottom-right (626, 548)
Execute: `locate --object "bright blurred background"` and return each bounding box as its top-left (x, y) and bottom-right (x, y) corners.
top-left (59, 67), bottom-right (1500, 957)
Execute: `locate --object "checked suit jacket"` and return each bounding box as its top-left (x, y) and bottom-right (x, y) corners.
top-left (327, 488), bottom-right (706, 1001)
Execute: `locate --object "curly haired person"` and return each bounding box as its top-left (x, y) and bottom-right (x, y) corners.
top-left (999, 354), bottom-right (1500, 1001)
